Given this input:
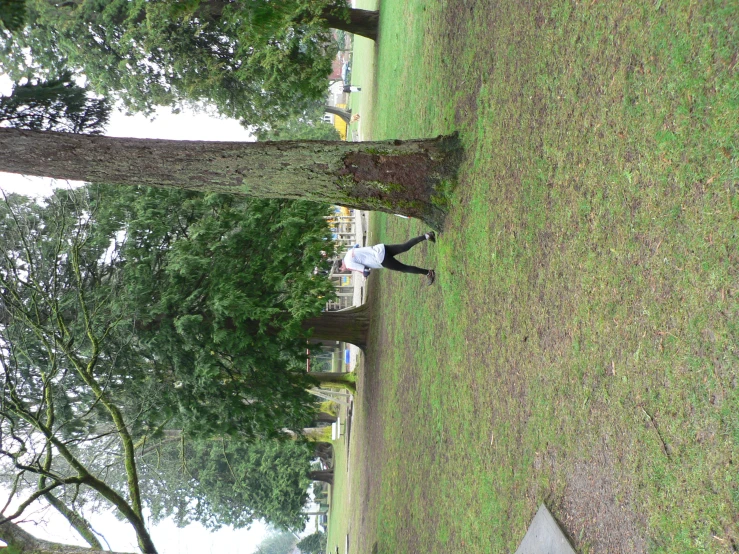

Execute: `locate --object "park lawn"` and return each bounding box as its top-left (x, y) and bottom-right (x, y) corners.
top-left (325, 427), bottom-right (350, 554)
top-left (346, 14), bottom-right (376, 141)
top-left (338, 0), bottom-right (739, 553)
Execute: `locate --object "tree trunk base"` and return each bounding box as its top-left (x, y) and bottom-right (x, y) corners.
top-left (302, 303), bottom-right (370, 350)
top-left (308, 469), bottom-right (334, 485)
top-left (321, 8), bottom-right (379, 41)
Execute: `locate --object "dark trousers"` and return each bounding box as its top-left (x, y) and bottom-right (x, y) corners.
top-left (380, 235), bottom-right (428, 275)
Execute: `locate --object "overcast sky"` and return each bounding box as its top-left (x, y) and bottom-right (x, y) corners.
top-left (0, 74), bottom-right (290, 554)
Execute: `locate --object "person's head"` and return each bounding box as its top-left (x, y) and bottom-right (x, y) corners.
top-left (340, 261), bottom-right (348, 272)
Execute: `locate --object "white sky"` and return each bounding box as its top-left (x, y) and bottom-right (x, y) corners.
top-left (16, 502), bottom-right (272, 554)
top-left (0, 74), bottom-right (312, 554)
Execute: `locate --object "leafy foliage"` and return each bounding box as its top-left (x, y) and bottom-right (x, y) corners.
top-left (256, 104), bottom-right (342, 142)
top-left (0, 0), bottom-right (25, 31)
top-left (0, 185), bottom-right (336, 442)
top-left (133, 437), bottom-right (315, 531)
top-left (257, 530), bottom-right (299, 554)
top-left (297, 531), bottom-right (327, 554)
top-left (89, 184), bottom-right (336, 438)
top-left (0, 190), bottom-right (158, 551)
top-left (0, 72), bottom-right (110, 133)
top-left (0, 0), bottom-right (344, 127)
top-left (0, 185), bottom-right (336, 538)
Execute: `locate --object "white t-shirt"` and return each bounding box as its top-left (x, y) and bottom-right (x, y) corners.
top-left (343, 245), bottom-right (386, 270)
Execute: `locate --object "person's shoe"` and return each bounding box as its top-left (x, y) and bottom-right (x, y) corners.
top-left (425, 231), bottom-right (436, 243)
top-left (425, 269), bottom-right (436, 286)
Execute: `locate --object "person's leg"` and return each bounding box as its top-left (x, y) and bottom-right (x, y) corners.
top-left (380, 254), bottom-right (428, 275)
top-left (384, 235), bottom-right (427, 257)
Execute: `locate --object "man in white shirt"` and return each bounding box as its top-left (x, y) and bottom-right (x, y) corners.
top-left (340, 231), bottom-right (436, 285)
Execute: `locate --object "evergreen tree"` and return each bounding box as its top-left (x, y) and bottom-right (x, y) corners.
top-left (297, 532), bottom-right (328, 554)
top-left (256, 105), bottom-right (342, 142)
top-left (0, 0), bottom-right (25, 31)
top-left (0, 185), bottom-right (338, 550)
top-left (0, 127), bottom-right (459, 227)
top-left (0, 72), bottom-right (110, 133)
top-left (257, 531), bottom-right (299, 554)
top-left (131, 438), bottom-right (315, 531)
top-left (89, 184), bottom-right (337, 438)
top-left (0, 185), bottom-right (337, 440)
top-left (0, 0), bottom-right (378, 128)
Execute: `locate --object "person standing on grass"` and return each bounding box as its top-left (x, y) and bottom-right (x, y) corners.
top-left (340, 232), bottom-right (437, 285)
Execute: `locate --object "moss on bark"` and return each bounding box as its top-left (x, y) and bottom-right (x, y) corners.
top-left (302, 304), bottom-right (370, 350)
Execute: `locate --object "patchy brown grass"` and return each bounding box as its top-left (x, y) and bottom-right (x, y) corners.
top-left (330, 0), bottom-right (739, 553)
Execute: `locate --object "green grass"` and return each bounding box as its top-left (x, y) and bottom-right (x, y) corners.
top-left (330, 0), bottom-right (739, 553)
top-left (325, 429), bottom-right (350, 554)
top-left (345, 0), bottom-right (377, 141)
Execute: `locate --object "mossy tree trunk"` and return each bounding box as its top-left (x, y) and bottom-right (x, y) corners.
top-left (302, 304), bottom-right (370, 349)
top-left (324, 105), bottom-right (352, 124)
top-left (0, 520), bottom-right (136, 554)
top-left (0, 128), bottom-right (459, 227)
top-left (314, 412), bottom-right (337, 424)
top-left (308, 469), bottom-right (334, 485)
top-left (308, 371), bottom-right (355, 385)
top-left (320, 7), bottom-right (379, 41)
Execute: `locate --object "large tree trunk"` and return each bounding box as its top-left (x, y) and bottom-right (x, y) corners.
top-left (314, 442), bottom-right (333, 457)
top-left (308, 470), bottom-right (334, 485)
top-left (320, 7), bottom-right (379, 41)
top-left (314, 412), bottom-right (337, 424)
top-left (302, 304), bottom-right (370, 350)
top-left (308, 371), bottom-right (354, 385)
top-left (0, 520), bottom-right (135, 554)
top-left (0, 128), bottom-right (459, 228)
top-left (314, 442), bottom-right (333, 465)
top-left (324, 105), bottom-right (352, 125)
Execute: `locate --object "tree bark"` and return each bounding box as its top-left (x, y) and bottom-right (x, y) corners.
top-left (0, 520), bottom-right (135, 554)
top-left (314, 412), bottom-right (337, 424)
top-left (320, 7), bottom-right (379, 41)
top-left (302, 304), bottom-right (370, 350)
top-left (308, 470), bottom-right (334, 485)
top-left (0, 128), bottom-right (460, 228)
top-left (324, 105), bottom-right (352, 125)
top-left (43, 493), bottom-right (103, 549)
top-left (314, 442), bottom-right (333, 464)
top-left (308, 371), bottom-right (354, 385)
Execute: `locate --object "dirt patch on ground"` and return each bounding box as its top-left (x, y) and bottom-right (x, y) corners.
top-left (558, 442), bottom-right (649, 554)
top-left (352, 278), bottom-right (390, 552)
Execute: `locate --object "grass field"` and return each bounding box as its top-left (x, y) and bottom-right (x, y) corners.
top-left (328, 0), bottom-right (739, 553)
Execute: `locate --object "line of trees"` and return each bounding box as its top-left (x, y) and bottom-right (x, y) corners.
top-left (0, 185), bottom-right (346, 553)
top-left (0, 1), bottom-right (459, 551)
top-left (0, 0), bottom-right (379, 129)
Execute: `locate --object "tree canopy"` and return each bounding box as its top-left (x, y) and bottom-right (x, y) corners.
top-left (0, 185), bottom-right (339, 549)
top-left (0, 190), bottom-right (158, 551)
top-left (128, 437), bottom-right (315, 531)
top-left (0, 0), bottom-right (25, 31)
top-left (0, 184), bottom-right (336, 439)
top-left (0, 0), bottom-right (373, 128)
top-left (297, 531), bottom-right (328, 554)
top-left (91, 184), bottom-right (337, 437)
top-left (257, 530), bottom-right (299, 554)
top-left (256, 104), bottom-right (342, 142)
top-left (0, 72), bottom-right (110, 133)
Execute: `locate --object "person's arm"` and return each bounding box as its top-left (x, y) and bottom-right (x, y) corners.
top-left (341, 256), bottom-right (367, 275)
